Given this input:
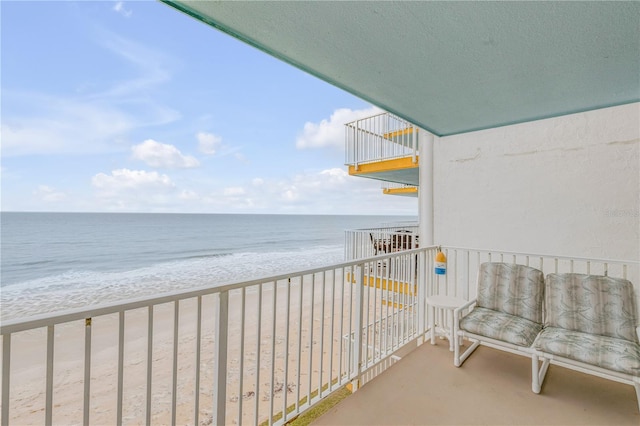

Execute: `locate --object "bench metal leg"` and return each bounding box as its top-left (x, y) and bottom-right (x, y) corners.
top-left (454, 338), bottom-right (479, 367)
top-left (532, 353), bottom-right (550, 394)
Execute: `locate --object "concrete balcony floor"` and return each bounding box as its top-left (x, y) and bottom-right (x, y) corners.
top-left (313, 340), bottom-right (639, 425)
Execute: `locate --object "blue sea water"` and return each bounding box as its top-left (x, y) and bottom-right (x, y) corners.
top-left (1, 212), bottom-right (413, 321)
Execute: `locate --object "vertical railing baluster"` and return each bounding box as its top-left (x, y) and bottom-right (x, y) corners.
top-left (417, 250), bottom-right (426, 342)
top-left (386, 254), bottom-right (393, 352)
top-left (117, 311), bottom-right (125, 425)
top-left (214, 291), bottom-right (229, 426)
top-left (282, 281), bottom-right (291, 422)
top-left (238, 288), bottom-right (246, 424)
top-left (338, 268), bottom-right (345, 386)
top-left (269, 282), bottom-right (277, 425)
top-left (2, 333), bottom-right (10, 426)
top-left (83, 318), bottom-right (92, 426)
top-left (372, 260), bottom-right (379, 362)
top-left (171, 303), bottom-right (179, 426)
top-left (351, 264), bottom-right (364, 391)
top-left (307, 274), bottom-right (316, 403)
top-left (295, 276), bottom-right (303, 412)
top-left (146, 306), bottom-right (153, 426)
top-left (45, 325), bottom-right (54, 426)
top-left (465, 250), bottom-right (471, 300)
top-left (253, 285), bottom-right (262, 425)
top-left (328, 269), bottom-right (336, 392)
top-left (194, 296), bottom-right (202, 426)
top-left (318, 272), bottom-right (326, 398)
top-left (347, 267), bottom-right (354, 380)
top-left (364, 263), bottom-right (371, 367)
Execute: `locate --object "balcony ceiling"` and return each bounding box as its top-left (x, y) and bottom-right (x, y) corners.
top-left (163, 1), bottom-right (639, 137)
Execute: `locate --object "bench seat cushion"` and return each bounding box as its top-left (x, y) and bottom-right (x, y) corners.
top-left (460, 306), bottom-right (543, 347)
top-left (534, 326), bottom-right (640, 376)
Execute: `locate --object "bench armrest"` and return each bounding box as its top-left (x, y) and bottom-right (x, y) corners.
top-left (454, 299), bottom-right (477, 318)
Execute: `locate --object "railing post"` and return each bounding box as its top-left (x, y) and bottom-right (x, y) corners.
top-left (2, 334), bottom-right (11, 426)
top-left (417, 250), bottom-right (427, 345)
top-left (412, 127), bottom-right (418, 164)
top-left (213, 291), bottom-right (229, 426)
top-left (351, 264), bottom-right (365, 391)
top-left (45, 326), bottom-right (55, 426)
top-left (83, 318), bottom-right (92, 426)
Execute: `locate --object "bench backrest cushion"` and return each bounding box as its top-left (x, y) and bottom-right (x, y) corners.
top-left (545, 273), bottom-right (638, 343)
top-left (476, 262), bottom-right (545, 324)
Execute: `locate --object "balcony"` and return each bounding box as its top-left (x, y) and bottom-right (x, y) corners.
top-left (315, 339), bottom-right (640, 425)
top-left (1, 247), bottom-right (638, 425)
top-left (345, 225), bottom-right (419, 260)
top-left (382, 182), bottom-right (418, 197)
top-left (345, 112), bottom-right (419, 186)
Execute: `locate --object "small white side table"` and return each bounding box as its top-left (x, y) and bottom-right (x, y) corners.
top-left (426, 294), bottom-right (467, 351)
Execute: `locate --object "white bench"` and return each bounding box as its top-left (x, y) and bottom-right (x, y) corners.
top-left (454, 265), bottom-right (640, 411)
top-left (532, 273), bottom-right (640, 410)
top-left (453, 262), bottom-right (545, 367)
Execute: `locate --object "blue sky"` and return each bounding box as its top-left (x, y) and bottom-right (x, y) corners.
top-left (1, 1), bottom-right (417, 215)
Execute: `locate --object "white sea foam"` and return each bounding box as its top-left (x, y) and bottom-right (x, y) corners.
top-left (1, 245), bottom-right (344, 321)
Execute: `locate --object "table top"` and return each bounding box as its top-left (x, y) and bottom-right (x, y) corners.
top-left (425, 294), bottom-right (468, 308)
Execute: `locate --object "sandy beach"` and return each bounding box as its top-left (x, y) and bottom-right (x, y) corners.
top-left (3, 271), bottom-right (406, 425)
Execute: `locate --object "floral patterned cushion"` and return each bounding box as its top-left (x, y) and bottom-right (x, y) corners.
top-left (545, 273), bottom-right (638, 343)
top-left (534, 327), bottom-right (640, 376)
top-left (476, 262), bottom-right (545, 323)
top-left (460, 306), bottom-right (543, 347)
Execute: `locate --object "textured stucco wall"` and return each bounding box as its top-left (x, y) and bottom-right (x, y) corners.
top-left (433, 103), bottom-right (639, 261)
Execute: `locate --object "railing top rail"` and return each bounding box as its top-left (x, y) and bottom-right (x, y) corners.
top-left (348, 225), bottom-right (419, 231)
top-left (344, 111), bottom-right (392, 127)
top-left (0, 246), bottom-right (435, 334)
top-left (441, 246), bottom-right (640, 265)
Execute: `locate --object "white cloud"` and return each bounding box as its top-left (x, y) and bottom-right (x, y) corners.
top-left (2, 32), bottom-right (179, 157)
top-left (34, 185), bottom-right (67, 202)
top-left (131, 139), bottom-right (200, 169)
top-left (1, 94), bottom-right (136, 156)
top-left (197, 132), bottom-right (222, 155)
top-left (92, 168), bottom-right (175, 196)
top-left (296, 106), bottom-right (382, 149)
top-left (192, 167), bottom-right (414, 214)
top-left (179, 189), bottom-right (199, 200)
top-left (113, 1), bottom-right (132, 18)
top-left (224, 186), bottom-right (246, 196)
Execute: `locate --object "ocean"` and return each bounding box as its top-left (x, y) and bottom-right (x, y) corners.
top-left (1, 212), bottom-right (414, 321)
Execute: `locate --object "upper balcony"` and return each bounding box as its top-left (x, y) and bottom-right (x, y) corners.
top-left (345, 112), bottom-right (419, 186)
top-left (382, 182), bottom-right (418, 197)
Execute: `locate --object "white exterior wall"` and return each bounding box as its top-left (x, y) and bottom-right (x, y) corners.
top-left (433, 103), bottom-right (639, 261)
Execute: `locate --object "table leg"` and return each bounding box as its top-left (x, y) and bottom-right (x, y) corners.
top-left (448, 309), bottom-right (454, 351)
top-left (429, 304), bottom-right (435, 345)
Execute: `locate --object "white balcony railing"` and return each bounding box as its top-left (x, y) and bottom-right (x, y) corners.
top-left (345, 226), bottom-right (419, 260)
top-left (345, 112), bottom-right (419, 168)
top-left (1, 246), bottom-right (637, 426)
top-left (0, 248), bottom-right (430, 426)
top-left (381, 182), bottom-right (417, 191)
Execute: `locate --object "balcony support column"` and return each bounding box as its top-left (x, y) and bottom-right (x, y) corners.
top-left (418, 131), bottom-right (434, 346)
top-left (419, 131), bottom-right (434, 247)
